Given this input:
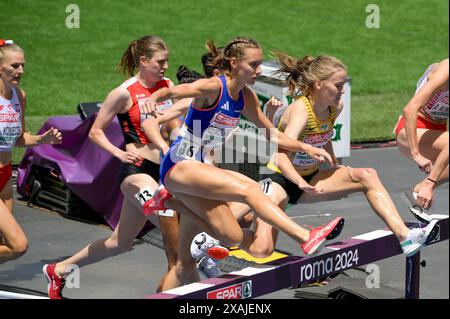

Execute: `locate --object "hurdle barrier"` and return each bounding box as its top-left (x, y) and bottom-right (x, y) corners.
top-left (146, 217), bottom-right (448, 299)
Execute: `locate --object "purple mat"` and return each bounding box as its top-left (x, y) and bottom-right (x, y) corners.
top-left (16, 114), bottom-right (154, 233)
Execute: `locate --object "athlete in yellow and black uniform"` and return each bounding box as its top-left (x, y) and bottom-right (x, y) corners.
top-left (263, 96), bottom-right (338, 203)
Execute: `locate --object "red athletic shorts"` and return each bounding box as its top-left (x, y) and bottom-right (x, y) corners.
top-left (393, 115), bottom-right (448, 136)
top-left (0, 162), bottom-right (12, 192)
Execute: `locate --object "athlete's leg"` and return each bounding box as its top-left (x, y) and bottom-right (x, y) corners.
top-left (0, 179), bottom-right (28, 263)
top-left (173, 192), bottom-right (243, 246)
top-left (52, 174), bottom-right (161, 276)
top-left (161, 205), bottom-right (213, 290)
top-left (155, 212), bottom-right (180, 292)
top-left (164, 197), bottom-right (215, 235)
top-left (226, 179), bottom-right (287, 258)
top-left (165, 161), bottom-right (310, 244)
top-left (300, 166), bottom-right (410, 240)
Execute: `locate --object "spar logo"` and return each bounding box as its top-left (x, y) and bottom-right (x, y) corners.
top-left (207, 280), bottom-right (252, 299)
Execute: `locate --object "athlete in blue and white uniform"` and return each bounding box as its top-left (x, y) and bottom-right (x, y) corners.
top-left (139, 37), bottom-right (345, 289)
top-left (160, 75), bottom-right (244, 182)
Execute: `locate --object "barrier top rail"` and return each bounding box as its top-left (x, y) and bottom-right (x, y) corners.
top-left (146, 217), bottom-right (448, 299)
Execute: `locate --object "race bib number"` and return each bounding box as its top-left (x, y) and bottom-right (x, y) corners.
top-left (134, 185), bottom-right (155, 206)
top-left (293, 152), bottom-right (316, 167)
top-left (158, 209), bottom-right (175, 217)
top-left (202, 113), bottom-right (239, 150)
top-left (175, 138), bottom-right (201, 160)
top-left (138, 97), bottom-right (173, 128)
top-left (259, 178), bottom-right (273, 196)
top-left (157, 99), bottom-right (173, 112)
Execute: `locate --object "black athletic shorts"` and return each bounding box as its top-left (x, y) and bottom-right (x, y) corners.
top-left (118, 158), bottom-right (160, 185)
top-left (261, 169), bottom-right (319, 204)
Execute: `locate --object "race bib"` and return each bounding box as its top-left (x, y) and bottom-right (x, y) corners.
top-left (135, 186), bottom-right (174, 217)
top-left (175, 137), bottom-right (201, 160)
top-left (138, 98), bottom-right (172, 128)
top-left (157, 99), bottom-right (173, 112)
top-left (292, 152), bottom-right (316, 167)
top-left (158, 209), bottom-right (175, 217)
top-left (202, 125), bottom-right (229, 150)
top-left (134, 185), bottom-right (155, 206)
top-left (259, 178), bottom-right (273, 196)
top-left (202, 113), bottom-right (239, 150)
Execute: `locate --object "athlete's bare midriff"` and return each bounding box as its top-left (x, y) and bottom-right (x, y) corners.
top-left (125, 141), bottom-right (161, 164)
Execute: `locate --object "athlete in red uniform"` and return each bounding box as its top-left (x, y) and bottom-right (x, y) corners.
top-left (395, 58), bottom-right (448, 211)
top-left (42, 35), bottom-right (181, 298)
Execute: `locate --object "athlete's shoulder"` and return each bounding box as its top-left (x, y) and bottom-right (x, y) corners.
top-left (291, 97), bottom-right (308, 113)
top-left (242, 86), bottom-right (259, 106)
top-left (14, 87), bottom-right (26, 109)
top-left (197, 76), bottom-right (222, 91)
top-left (108, 84), bottom-right (132, 104)
top-left (17, 87), bottom-right (26, 100)
top-left (436, 58), bottom-right (449, 75)
top-left (156, 77), bottom-right (173, 88)
top-left (335, 100), bottom-right (344, 115)
top-left (120, 77), bottom-right (138, 89)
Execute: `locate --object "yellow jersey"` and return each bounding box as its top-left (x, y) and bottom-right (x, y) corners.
top-left (268, 96), bottom-right (337, 176)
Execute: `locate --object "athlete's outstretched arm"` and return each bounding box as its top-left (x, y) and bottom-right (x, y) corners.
top-left (141, 98), bottom-right (192, 155)
top-left (415, 143), bottom-right (449, 208)
top-left (14, 89), bottom-right (62, 147)
top-left (139, 77), bottom-right (221, 115)
top-left (274, 152), bottom-right (324, 195)
top-left (241, 88), bottom-right (334, 167)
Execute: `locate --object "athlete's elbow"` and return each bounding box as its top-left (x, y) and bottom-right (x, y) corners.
top-left (402, 102), bottom-right (419, 117)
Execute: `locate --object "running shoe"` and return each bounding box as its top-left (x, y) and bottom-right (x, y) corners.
top-left (43, 263), bottom-right (65, 299)
top-left (143, 185), bottom-right (173, 215)
top-left (400, 219), bottom-right (440, 257)
top-left (409, 203), bottom-right (448, 224)
top-left (410, 205), bottom-right (433, 224)
top-left (197, 256), bottom-right (222, 279)
top-left (301, 217), bottom-right (345, 256)
top-left (190, 232), bottom-right (229, 261)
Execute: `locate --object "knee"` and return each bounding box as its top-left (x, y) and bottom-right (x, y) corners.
top-left (217, 229), bottom-right (243, 247)
top-left (349, 167), bottom-right (380, 187)
top-left (270, 183), bottom-right (289, 209)
top-left (208, 218), bottom-right (244, 246)
top-left (10, 238), bottom-right (28, 259)
top-left (243, 182), bottom-right (265, 202)
top-left (248, 243), bottom-right (274, 259)
top-left (105, 237), bottom-right (132, 254)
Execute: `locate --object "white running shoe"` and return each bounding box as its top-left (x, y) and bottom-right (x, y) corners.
top-left (197, 256), bottom-right (222, 279)
top-left (190, 232), bottom-right (229, 261)
top-left (400, 220), bottom-right (440, 257)
top-left (408, 192), bottom-right (448, 224)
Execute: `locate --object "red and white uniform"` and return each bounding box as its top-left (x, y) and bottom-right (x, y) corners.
top-left (117, 77), bottom-right (172, 145)
top-left (0, 87), bottom-right (22, 152)
top-left (416, 64), bottom-right (449, 122)
top-left (0, 87), bottom-right (22, 190)
top-left (393, 64), bottom-right (449, 135)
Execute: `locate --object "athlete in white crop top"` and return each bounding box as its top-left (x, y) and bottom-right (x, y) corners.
top-left (0, 40), bottom-right (62, 265)
top-left (395, 58), bottom-right (449, 210)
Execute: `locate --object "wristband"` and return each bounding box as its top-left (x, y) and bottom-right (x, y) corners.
top-left (427, 177), bottom-right (437, 184)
